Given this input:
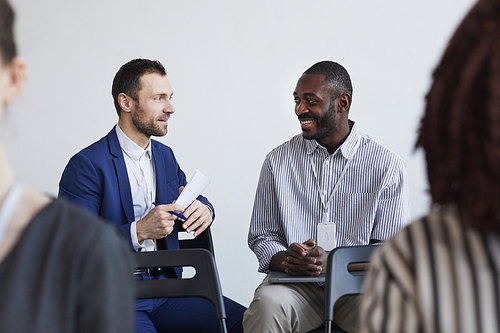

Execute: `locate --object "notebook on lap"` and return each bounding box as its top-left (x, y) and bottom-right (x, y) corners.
top-left (268, 271), bottom-right (326, 283)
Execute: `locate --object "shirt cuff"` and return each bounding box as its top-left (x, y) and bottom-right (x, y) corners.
top-left (131, 221), bottom-right (145, 251)
top-left (206, 205), bottom-right (214, 220)
top-left (255, 242), bottom-right (288, 273)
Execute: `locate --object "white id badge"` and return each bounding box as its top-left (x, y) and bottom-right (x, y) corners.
top-left (317, 223), bottom-right (336, 251)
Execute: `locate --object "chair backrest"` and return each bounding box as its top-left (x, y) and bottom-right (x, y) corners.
top-left (323, 245), bottom-right (378, 333)
top-left (134, 248), bottom-right (227, 333)
top-left (178, 226), bottom-right (214, 255)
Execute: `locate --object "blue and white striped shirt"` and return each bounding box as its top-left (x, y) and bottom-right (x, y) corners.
top-left (248, 121), bottom-right (411, 273)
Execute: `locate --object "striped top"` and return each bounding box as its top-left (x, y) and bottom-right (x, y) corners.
top-left (359, 205), bottom-right (500, 333)
top-left (248, 121), bottom-right (411, 273)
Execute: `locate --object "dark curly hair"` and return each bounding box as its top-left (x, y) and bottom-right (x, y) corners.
top-left (417, 0), bottom-right (500, 233)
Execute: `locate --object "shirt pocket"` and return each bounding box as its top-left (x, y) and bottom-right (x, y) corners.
top-left (334, 192), bottom-right (375, 246)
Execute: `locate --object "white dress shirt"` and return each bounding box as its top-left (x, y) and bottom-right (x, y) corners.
top-left (115, 125), bottom-right (157, 251)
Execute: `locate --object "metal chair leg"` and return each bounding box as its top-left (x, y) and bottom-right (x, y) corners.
top-left (219, 318), bottom-right (228, 333)
top-left (325, 320), bottom-right (332, 333)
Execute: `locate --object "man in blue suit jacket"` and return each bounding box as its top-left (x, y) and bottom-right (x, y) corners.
top-left (59, 58), bottom-right (245, 333)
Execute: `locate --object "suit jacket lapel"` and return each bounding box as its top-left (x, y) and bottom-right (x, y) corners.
top-left (152, 142), bottom-right (180, 254)
top-left (152, 141), bottom-right (167, 204)
top-left (107, 127), bottom-right (135, 224)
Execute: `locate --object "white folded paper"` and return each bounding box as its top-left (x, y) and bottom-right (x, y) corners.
top-left (176, 170), bottom-right (211, 209)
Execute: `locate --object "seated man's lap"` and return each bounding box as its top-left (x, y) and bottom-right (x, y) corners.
top-left (243, 275), bottom-right (324, 333)
top-left (135, 297), bottom-right (245, 333)
top-left (242, 275), bottom-right (362, 333)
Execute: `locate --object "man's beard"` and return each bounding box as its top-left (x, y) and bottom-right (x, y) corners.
top-left (131, 104), bottom-right (167, 138)
top-left (301, 104), bottom-right (337, 141)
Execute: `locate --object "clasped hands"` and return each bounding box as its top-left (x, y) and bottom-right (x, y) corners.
top-left (282, 239), bottom-right (328, 276)
top-left (136, 186), bottom-right (212, 242)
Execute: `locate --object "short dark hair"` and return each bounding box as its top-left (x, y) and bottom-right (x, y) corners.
top-left (111, 58), bottom-right (167, 116)
top-left (0, 0), bottom-right (17, 65)
top-left (416, 0), bottom-right (500, 233)
top-left (304, 61), bottom-right (353, 99)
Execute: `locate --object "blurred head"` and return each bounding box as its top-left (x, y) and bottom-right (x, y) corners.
top-left (0, 0), bottom-right (16, 66)
top-left (112, 58), bottom-right (167, 117)
top-left (417, 0), bottom-right (500, 233)
top-left (0, 0), bottom-right (26, 117)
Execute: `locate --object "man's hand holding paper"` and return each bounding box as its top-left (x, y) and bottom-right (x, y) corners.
top-left (150, 170), bottom-right (212, 237)
top-left (178, 186), bottom-right (213, 237)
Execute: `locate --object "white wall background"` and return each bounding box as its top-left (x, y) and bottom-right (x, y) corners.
top-left (3, 0), bottom-right (477, 307)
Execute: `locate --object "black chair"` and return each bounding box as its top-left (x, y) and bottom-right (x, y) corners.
top-left (177, 227), bottom-right (215, 280)
top-left (135, 227), bottom-right (227, 332)
top-left (178, 226), bottom-right (214, 254)
top-left (316, 245), bottom-right (377, 333)
top-left (134, 248), bottom-right (228, 333)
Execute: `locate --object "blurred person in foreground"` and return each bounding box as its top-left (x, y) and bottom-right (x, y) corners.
top-left (0, 1), bottom-right (135, 332)
top-left (359, 0), bottom-right (500, 332)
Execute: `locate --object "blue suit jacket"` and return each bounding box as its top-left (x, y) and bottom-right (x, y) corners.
top-left (58, 127), bottom-right (214, 278)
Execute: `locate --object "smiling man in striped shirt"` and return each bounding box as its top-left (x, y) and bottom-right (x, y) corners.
top-left (243, 61), bottom-right (411, 333)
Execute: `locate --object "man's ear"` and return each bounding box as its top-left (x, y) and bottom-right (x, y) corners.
top-left (118, 92), bottom-right (135, 114)
top-left (337, 94), bottom-right (351, 113)
top-left (2, 57), bottom-right (27, 105)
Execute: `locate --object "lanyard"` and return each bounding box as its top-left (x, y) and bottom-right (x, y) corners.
top-left (309, 137), bottom-right (361, 218)
top-left (0, 179), bottom-right (22, 243)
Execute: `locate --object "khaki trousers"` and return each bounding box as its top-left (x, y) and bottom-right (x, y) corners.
top-left (243, 274), bottom-right (360, 333)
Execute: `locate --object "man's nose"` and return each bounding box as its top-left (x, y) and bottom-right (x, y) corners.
top-left (295, 101), bottom-right (308, 116)
top-left (164, 100), bottom-right (175, 114)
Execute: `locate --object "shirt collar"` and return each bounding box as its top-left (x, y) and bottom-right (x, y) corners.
top-left (115, 124), bottom-right (152, 162)
top-left (305, 120), bottom-right (360, 159)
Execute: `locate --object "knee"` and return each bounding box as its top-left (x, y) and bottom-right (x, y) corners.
top-left (253, 283), bottom-right (297, 314)
top-left (243, 298), bottom-right (287, 333)
top-left (244, 282), bottom-right (323, 333)
top-left (264, 291), bottom-right (293, 311)
top-left (243, 286), bottom-right (296, 330)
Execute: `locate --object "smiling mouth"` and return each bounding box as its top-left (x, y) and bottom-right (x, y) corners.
top-left (299, 119), bottom-right (316, 132)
